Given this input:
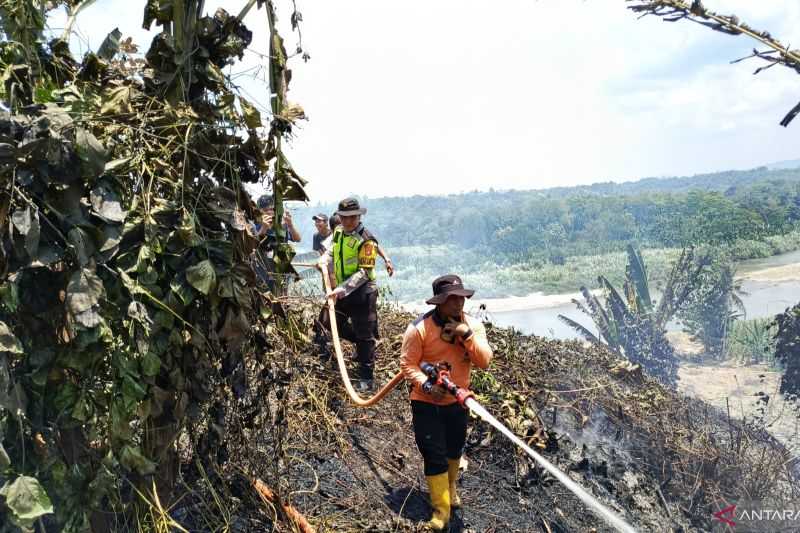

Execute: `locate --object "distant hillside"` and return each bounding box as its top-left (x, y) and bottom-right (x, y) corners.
top-left (768, 159), bottom-right (800, 171)
top-left (520, 165), bottom-right (800, 198)
top-left (292, 166), bottom-right (800, 259)
top-left (297, 166), bottom-right (800, 222)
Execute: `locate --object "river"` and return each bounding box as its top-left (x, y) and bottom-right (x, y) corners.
top-left (469, 250), bottom-right (800, 340)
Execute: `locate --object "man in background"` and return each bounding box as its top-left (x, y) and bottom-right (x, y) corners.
top-left (312, 213), bottom-right (331, 254)
top-left (252, 194), bottom-right (301, 293)
top-left (321, 213), bottom-right (340, 257)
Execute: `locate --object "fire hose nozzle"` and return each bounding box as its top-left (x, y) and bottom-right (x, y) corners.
top-left (454, 388), bottom-right (474, 407)
top-left (419, 361), bottom-right (473, 406)
top-left (419, 361), bottom-right (444, 379)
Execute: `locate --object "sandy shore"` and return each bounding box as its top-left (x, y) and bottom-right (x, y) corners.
top-left (742, 263), bottom-right (800, 283)
top-left (678, 362), bottom-right (800, 453)
top-left (400, 289), bottom-right (602, 315)
top-left (398, 259), bottom-right (800, 315)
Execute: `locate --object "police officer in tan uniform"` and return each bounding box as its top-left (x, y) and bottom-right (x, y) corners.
top-left (317, 197), bottom-right (383, 391)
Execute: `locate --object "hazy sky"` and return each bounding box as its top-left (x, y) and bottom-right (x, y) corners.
top-left (47, 1), bottom-right (800, 203)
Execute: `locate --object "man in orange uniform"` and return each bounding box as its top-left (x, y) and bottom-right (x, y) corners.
top-left (400, 274), bottom-right (493, 531)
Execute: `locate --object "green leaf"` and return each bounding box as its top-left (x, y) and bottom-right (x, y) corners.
top-left (66, 268), bottom-right (105, 316)
top-left (0, 476), bottom-right (54, 528)
top-left (71, 395), bottom-right (92, 422)
top-left (91, 181), bottom-right (127, 223)
top-left (169, 278), bottom-right (195, 306)
top-left (143, 0), bottom-right (174, 30)
top-left (135, 245), bottom-right (154, 273)
top-left (75, 128), bottom-right (108, 179)
top-left (110, 400), bottom-right (132, 441)
top-left (97, 28), bottom-right (122, 61)
top-left (119, 445), bottom-right (156, 475)
top-left (122, 375), bottom-right (147, 408)
top-left (0, 441), bottom-right (10, 469)
top-left (141, 352), bottom-right (160, 377)
top-left (0, 321), bottom-right (23, 354)
top-left (100, 85), bottom-right (134, 116)
top-left (52, 382), bottom-right (79, 412)
top-left (68, 227), bottom-right (97, 267)
top-left (0, 280), bottom-right (19, 312)
top-left (239, 96), bottom-right (262, 129)
top-left (11, 207), bottom-right (40, 257)
top-left (186, 260), bottom-right (216, 295)
top-left (177, 210), bottom-right (202, 247)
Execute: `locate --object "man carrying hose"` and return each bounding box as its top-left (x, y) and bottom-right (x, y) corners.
top-left (317, 197), bottom-right (387, 392)
top-left (400, 274), bottom-right (493, 531)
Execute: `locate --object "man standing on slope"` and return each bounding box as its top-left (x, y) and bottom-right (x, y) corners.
top-left (318, 197), bottom-right (383, 391)
top-left (400, 274), bottom-right (493, 531)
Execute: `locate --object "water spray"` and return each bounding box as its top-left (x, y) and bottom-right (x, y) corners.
top-left (419, 362), bottom-right (638, 533)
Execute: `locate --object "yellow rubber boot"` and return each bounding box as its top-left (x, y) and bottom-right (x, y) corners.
top-left (425, 472), bottom-right (451, 531)
top-left (447, 458), bottom-right (461, 509)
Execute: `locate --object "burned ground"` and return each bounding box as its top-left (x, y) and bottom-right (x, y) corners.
top-left (168, 302), bottom-right (800, 532)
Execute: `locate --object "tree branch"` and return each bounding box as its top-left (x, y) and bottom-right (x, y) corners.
top-left (61, 0), bottom-right (98, 42)
top-left (627, 0), bottom-right (800, 126)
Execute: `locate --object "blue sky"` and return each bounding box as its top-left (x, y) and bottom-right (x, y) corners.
top-left (46, 1), bottom-right (800, 203)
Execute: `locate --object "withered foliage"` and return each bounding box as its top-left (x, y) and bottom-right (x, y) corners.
top-left (0, 0), bottom-right (308, 530)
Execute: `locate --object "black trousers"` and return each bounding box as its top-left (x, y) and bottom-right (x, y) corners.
top-left (411, 400), bottom-right (468, 476)
top-left (314, 283), bottom-right (378, 380)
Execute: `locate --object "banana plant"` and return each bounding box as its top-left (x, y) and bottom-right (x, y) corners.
top-left (559, 245), bottom-right (706, 386)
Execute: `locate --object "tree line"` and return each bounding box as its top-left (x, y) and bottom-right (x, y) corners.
top-left (296, 166), bottom-right (800, 262)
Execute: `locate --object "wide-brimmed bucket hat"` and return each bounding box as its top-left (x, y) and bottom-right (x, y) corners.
top-left (336, 197), bottom-right (367, 216)
top-left (257, 194), bottom-right (273, 209)
top-left (426, 274), bottom-right (475, 305)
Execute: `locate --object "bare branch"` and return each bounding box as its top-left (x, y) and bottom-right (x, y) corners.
top-left (61, 0), bottom-right (98, 42)
top-left (627, 0), bottom-right (800, 126)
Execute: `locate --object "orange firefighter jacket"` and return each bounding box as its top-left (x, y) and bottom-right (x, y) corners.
top-left (400, 309), bottom-right (493, 406)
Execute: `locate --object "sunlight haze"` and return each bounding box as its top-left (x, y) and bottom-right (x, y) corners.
top-left (48, 1), bottom-right (800, 202)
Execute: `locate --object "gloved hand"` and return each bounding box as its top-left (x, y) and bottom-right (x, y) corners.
top-left (326, 287), bottom-right (345, 300)
top-left (442, 320), bottom-right (471, 340)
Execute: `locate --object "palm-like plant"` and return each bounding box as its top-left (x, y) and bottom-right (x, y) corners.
top-left (559, 245), bottom-right (706, 386)
top-left (678, 255), bottom-right (745, 358)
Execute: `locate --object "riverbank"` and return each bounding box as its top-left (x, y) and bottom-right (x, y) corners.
top-left (678, 361), bottom-right (800, 454)
top-left (387, 231), bottom-right (800, 304)
top-left (405, 249), bottom-right (800, 316)
top-left (745, 263), bottom-right (800, 282)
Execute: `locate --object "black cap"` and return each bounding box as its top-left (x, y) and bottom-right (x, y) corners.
top-left (257, 194), bottom-right (273, 209)
top-left (312, 213), bottom-right (328, 222)
top-left (426, 274), bottom-right (475, 305)
top-left (336, 197), bottom-right (366, 216)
